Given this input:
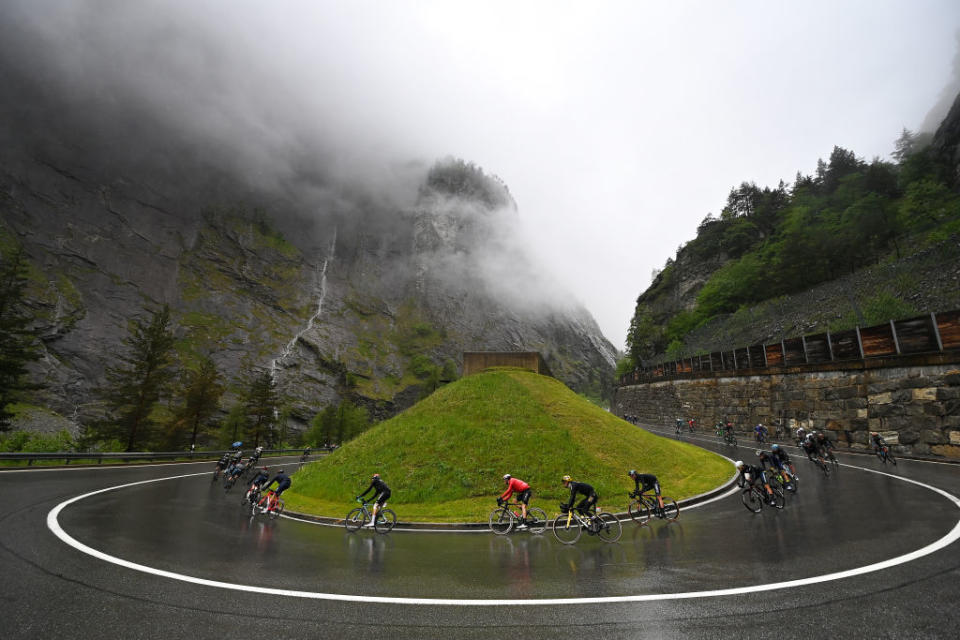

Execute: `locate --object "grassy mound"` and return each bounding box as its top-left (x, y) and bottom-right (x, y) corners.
top-left (285, 368), bottom-right (731, 521)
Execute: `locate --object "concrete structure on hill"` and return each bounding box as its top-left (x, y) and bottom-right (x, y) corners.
top-left (462, 352), bottom-right (553, 378)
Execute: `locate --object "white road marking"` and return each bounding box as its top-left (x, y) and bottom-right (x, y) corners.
top-left (46, 455), bottom-right (960, 606)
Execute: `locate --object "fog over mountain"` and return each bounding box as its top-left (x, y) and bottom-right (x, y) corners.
top-left (0, 0), bottom-right (616, 431)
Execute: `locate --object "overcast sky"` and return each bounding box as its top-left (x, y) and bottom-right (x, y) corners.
top-left (10, 1), bottom-right (960, 349)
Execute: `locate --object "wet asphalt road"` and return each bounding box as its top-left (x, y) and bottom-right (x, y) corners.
top-left (1, 434), bottom-right (959, 640)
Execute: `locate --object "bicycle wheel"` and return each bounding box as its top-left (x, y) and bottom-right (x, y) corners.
top-left (595, 512), bottom-right (622, 543)
top-left (819, 459), bottom-right (831, 477)
top-left (770, 488), bottom-right (785, 509)
top-left (888, 452), bottom-right (897, 466)
top-left (488, 507), bottom-right (514, 535)
top-left (525, 507), bottom-right (548, 534)
top-left (741, 489), bottom-right (763, 513)
top-left (375, 509), bottom-right (396, 534)
top-left (628, 500), bottom-right (652, 525)
top-left (344, 507), bottom-right (365, 532)
top-left (268, 500), bottom-right (284, 519)
top-left (552, 514), bottom-right (582, 545)
top-left (660, 498), bottom-right (680, 522)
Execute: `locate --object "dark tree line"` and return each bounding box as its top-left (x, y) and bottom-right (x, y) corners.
top-left (627, 130), bottom-right (960, 366)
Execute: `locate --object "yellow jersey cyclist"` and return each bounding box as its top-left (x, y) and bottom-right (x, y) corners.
top-left (627, 470), bottom-right (665, 511)
top-left (560, 475), bottom-right (598, 515)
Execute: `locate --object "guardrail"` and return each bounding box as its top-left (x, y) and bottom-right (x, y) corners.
top-left (0, 446), bottom-right (337, 466)
top-left (619, 309), bottom-right (960, 386)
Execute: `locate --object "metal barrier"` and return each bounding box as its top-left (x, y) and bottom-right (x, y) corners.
top-left (0, 447), bottom-right (337, 467)
top-left (620, 309), bottom-right (960, 386)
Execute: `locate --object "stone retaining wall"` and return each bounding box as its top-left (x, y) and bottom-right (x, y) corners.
top-left (614, 364), bottom-right (960, 458)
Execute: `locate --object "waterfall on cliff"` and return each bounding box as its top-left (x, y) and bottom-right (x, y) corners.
top-left (269, 228), bottom-right (337, 381)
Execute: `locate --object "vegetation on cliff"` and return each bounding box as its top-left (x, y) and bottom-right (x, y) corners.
top-left (284, 368), bottom-right (731, 521)
top-left (627, 128), bottom-right (960, 366)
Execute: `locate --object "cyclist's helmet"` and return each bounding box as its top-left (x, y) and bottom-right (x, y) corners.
top-left (870, 431), bottom-right (879, 437)
top-left (502, 474), bottom-right (511, 481)
top-left (755, 449), bottom-right (764, 457)
top-left (735, 460), bottom-right (745, 469)
top-left (561, 474), bottom-right (572, 485)
top-left (628, 469), bottom-right (636, 476)
top-left (771, 444), bottom-right (780, 451)
top-left (372, 473), bottom-right (380, 479)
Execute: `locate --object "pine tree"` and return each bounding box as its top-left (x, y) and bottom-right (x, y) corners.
top-left (171, 355), bottom-right (223, 449)
top-left (95, 305), bottom-right (177, 451)
top-left (0, 246), bottom-right (41, 431)
top-left (244, 370), bottom-right (277, 448)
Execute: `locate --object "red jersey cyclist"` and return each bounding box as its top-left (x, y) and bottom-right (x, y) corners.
top-left (498, 474), bottom-right (532, 529)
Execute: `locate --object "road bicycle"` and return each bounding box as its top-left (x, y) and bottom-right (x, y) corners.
top-left (252, 489), bottom-right (285, 519)
top-left (488, 500), bottom-right (548, 535)
top-left (551, 506), bottom-right (622, 545)
top-left (344, 498), bottom-right (397, 534)
top-left (723, 430), bottom-right (738, 446)
top-left (741, 482), bottom-right (785, 513)
top-left (876, 445), bottom-right (897, 466)
top-left (627, 493), bottom-right (679, 525)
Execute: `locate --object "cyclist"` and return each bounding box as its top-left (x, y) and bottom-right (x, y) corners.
top-left (627, 470), bottom-right (664, 511)
top-left (245, 466), bottom-right (270, 502)
top-left (724, 421), bottom-right (735, 438)
top-left (753, 423), bottom-right (767, 444)
top-left (215, 451), bottom-right (231, 478)
top-left (560, 475), bottom-right (597, 515)
top-left (687, 418), bottom-right (696, 432)
top-left (226, 458), bottom-right (246, 482)
top-left (795, 426), bottom-right (807, 446)
top-left (261, 469), bottom-right (291, 513)
top-left (675, 418), bottom-right (683, 434)
top-left (498, 474), bottom-right (532, 529)
top-left (815, 432), bottom-right (836, 459)
top-left (249, 446), bottom-right (263, 465)
top-left (357, 473), bottom-right (391, 528)
top-left (770, 444), bottom-right (797, 481)
top-left (870, 431), bottom-right (888, 454)
top-left (735, 459), bottom-right (777, 504)
top-left (302, 445), bottom-right (311, 459)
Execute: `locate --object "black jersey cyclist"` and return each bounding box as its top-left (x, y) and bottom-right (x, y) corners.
top-left (870, 431), bottom-right (889, 454)
top-left (357, 473), bottom-right (391, 528)
top-left (261, 469), bottom-right (291, 512)
top-left (560, 475), bottom-right (597, 515)
top-left (215, 452), bottom-right (231, 476)
top-left (815, 432), bottom-right (835, 456)
top-left (735, 459), bottom-right (776, 503)
top-left (801, 433), bottom-right (822, 461)
top-left (627, 470), bottom-right (664, 510)
top-left (245, 466), bottom-right (270, 501)
top-left (675, 418), bottom-right (683, 434)
top-left (770, 444), bottom-right (797, 478)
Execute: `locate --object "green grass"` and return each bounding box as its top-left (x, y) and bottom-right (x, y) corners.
top-left (285, 368), bottom-right (731, 521)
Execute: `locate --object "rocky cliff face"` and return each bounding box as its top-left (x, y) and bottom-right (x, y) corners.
top-left (0, 116), bottom-right (615, 433)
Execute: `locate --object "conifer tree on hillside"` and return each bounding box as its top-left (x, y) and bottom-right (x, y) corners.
top-left (244, 370), bottom-right (277, 448)
top-left (170, 355), bottom-right (223, 449)
top-left (0, 247), bottom-right (41, 430)
top-left (94, 305), bottom-right (177, 451)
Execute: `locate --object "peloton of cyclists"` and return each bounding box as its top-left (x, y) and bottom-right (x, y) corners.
top-left (627, 470), bottom-right (664, 511)
top-left (357, 473), bottom-right (391, 528)
top-left (498, 474), bottom-right (532, 529)
top-left (560, 475), bottom-right (598, 515)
